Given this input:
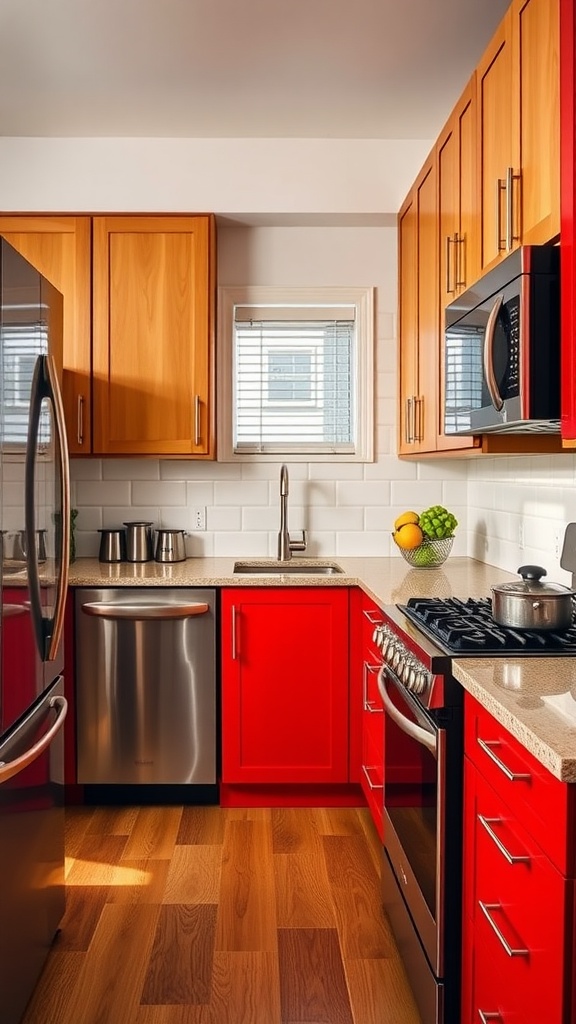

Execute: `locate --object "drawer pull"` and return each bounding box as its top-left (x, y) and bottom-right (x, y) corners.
top-left (363, 610), bottom-right (383, 626)
top-left (478, 816), bottom-right (530, 865)
top-left (363, 661), bottom-right (384, 713)
top-left (479, 1013), bottom-right (504, 1023)
top-left (478, 901), bottom-right (529, 957)
top-left (477, 737), bottom-right (531, 782)
top-left (362, 765), bottom-right (383, 791)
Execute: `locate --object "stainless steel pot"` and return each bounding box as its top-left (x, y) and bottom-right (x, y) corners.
top-left (491, 564), bottom-right (576, 631)
top-left (154, 529), bottom-right (187, 563)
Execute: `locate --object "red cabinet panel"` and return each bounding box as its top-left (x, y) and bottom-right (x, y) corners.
top-left (462, 693), bottom-right (575, 1024)
top-left (350, 589), bottom-right (385, 837)
top-left (221, 587), bottom-right (350, 784)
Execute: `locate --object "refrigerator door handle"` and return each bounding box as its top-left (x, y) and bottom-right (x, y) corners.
top-left (25, 354), bottom-right (70, 662)
top-left (0, 695), bottom-right (68, 784)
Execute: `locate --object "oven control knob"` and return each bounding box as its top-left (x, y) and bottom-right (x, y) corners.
top-left (412, 669), bottom-right (430, 695)
top-left (403, 658), bottom-right (417, 686)
top-left (391, 647), bottom-right (402, 672)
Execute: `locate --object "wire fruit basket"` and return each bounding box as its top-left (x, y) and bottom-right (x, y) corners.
top-left (397, 536), bottom-right (454, 568)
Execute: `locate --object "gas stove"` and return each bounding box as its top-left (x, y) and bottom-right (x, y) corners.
top-left (398, 596), bottom-right (576, 656)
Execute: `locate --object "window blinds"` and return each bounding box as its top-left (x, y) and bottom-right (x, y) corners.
top-left (1, 321), bottom-right (49, 447)
top-left (233, 306), bottom-right (356, 454)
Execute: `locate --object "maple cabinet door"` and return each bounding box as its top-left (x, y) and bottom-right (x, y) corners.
top-left (92, 215), bottom-right (215, 457)
top-left (221, 588), bottom-right (350, 784)
top-left (0, 215), bottom-right (92, 455)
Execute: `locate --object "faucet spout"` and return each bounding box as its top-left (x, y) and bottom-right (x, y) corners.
top-left (277, 464), bottom-right (307, 561)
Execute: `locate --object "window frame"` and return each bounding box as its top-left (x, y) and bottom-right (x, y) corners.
top-left (217, 285), bottom-right (374, 463)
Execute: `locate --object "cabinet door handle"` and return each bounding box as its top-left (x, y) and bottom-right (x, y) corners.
top-left (445, 235), bottom-right (454, 294)
top-left (505, 166), bottom-right (521, 252)
top-left (231, 605), bottom-right (238, 660)
top-left (414, 396), bottom-right (423, 442)
top-left (77, 394), bottom-right (85, 445)
top-left (477, 737), bottom-right (531, 782)
top-left (363, 610), bottom-right (383, 626)
top-left (478, 815), bottom-right (530, 865)
top-left (405, 397), bottom-right (414, 443)
top-left (478, 902), bottom-right (529, 957)
top-left (496, 178), bottom-right (507, 252)
top-left (455, 233), bottom-right (466, 289)
top-left (362, 764), bottom-right (383, 791)
top-left (194, 394), bottom-right (201, 446)
top-left (479, 1013), bottom-right (504, 1023)
top-left (363, 661), bottom-right (383, 712)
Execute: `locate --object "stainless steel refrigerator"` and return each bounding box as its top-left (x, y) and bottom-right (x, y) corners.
top-left (0, 237), bottom-right (70, 1024)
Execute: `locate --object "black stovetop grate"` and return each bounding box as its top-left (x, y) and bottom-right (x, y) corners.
top-left (398, 596), bottom-right (576, 655)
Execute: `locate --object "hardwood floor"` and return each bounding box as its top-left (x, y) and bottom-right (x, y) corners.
top-left (21, 804), bottom-right (422, 1024)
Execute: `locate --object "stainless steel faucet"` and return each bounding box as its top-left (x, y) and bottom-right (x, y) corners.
top-left (277, 464), bottom-right (307, 561)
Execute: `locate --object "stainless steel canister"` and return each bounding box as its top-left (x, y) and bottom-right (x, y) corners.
top-left (123, 522), bottom-right (154, 562)
top-left (154, 529), bottom-right (187, 563)
top-left (98, 528), bottom-right (127, 563)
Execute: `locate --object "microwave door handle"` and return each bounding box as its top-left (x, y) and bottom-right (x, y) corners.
top-left (377, 666), bottom-right (437, 755)
top-left (483, 294), bottom-right (505, 412)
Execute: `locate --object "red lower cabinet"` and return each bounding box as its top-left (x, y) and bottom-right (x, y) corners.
top-left (221, 587), bottom-right (350, 788)
top-left (462, 694), bottom-right (576, 1024)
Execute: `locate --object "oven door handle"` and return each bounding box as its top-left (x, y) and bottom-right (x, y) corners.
top-left (377, 666), bottom-right (437, 755)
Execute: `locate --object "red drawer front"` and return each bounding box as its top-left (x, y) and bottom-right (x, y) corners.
top-left (467, 760), bottom-right (568, 1024)
top-left (464, 693), bottom-right (574, 874)
top-left (361, 721), bottom-right (383, 840)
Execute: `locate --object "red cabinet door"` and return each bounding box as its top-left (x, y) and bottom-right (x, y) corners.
top-left (221, 587), bottom-right (350, 784)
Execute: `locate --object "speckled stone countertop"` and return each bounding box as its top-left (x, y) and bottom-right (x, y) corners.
top-left (67, 555), bottom-right (576, 781)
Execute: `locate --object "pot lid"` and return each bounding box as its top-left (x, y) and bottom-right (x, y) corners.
top-left (492, 564), bottom-right (576, 598)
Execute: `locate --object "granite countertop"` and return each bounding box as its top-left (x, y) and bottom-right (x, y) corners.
top-left (67, 554), bottom-right (576, 782)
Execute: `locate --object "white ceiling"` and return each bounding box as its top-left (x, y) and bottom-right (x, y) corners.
top-left (0, 0), bottom-right (510, 141)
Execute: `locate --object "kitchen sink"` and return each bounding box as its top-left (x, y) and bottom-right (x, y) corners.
top-left (232, 560), bottom-right (345, 576)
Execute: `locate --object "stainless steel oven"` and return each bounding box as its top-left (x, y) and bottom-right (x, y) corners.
top-left (374, 612), bottom-right (462, 1024)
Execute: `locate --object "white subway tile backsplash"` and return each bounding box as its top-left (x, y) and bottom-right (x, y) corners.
top-left (390, 481), bottom-right (443, 508)
top-left (103, 459), bottom-right (160, 480)
top-left (214, 480), bottom-right (269, 505)
top-left (337, 480), bottom-right (390, 506)
top-left (75, 480), bottom-right (131, 507)
top-left (132, 480), bottom-right (186, 506)
top-left (70, 459), bottom-right (103, 481)
top-left (308, 507), bottom-right (364, 531)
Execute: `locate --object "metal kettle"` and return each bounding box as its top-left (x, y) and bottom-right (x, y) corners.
top-left (123, 521), bottom-right (154, 562)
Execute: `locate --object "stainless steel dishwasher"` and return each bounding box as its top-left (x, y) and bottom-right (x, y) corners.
top-left (75, 588), bottom-right (217, 795)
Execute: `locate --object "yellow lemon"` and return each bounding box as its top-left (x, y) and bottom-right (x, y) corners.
top-left (394, 522), bottom-right (424, 551)
top-left (394, 510), bottom-right (420, 532)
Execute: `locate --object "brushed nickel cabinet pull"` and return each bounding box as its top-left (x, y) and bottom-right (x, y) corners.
top-left (477, 737), bottom-right (531, 782)
top-left (478, 901), bottom-right (529, 957)
top-left (363, 661), bottom-right (383, 713)
top-left (478, 815), bottom-right (530, 864)
top-left (362, 764), bottom-right (383, 791)
top-left (194, 394), bottom-right (201, 446)
top-left (405, 397), bottom-right (413, 443)
top-left (455, 233), bottom-right (466, 289)
top-left (445, 235), bottom-right (454, 294)
top-left (77, 394), bottom-right (84, 445)
top-left (496, 178), bottom-right (507, 252)
top-left (479, 1012), bottom-right (504, 1023)
top-left (362, 610), bottom-right (383, 626)
top-left (231, 605), bottom-right (238, 660)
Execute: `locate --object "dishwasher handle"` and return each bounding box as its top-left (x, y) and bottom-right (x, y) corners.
top-left (81, 601), bottom-right (209, 620)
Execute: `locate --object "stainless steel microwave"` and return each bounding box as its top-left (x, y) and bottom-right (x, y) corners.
top-left (444, 245), bottom-right (560, 435)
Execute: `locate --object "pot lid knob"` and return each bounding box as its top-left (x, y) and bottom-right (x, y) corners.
top-left (517, 564), bottom-right (547, 582)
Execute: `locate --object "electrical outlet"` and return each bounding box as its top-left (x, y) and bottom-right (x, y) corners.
top-left (518, 523), bottom-right (525, 550)
top-left (191, 506), bottom-right (206, 531)
top-left (554, 526), bottom-right (562, 561)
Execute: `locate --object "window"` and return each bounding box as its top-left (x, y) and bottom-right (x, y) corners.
top-left (217, 286), bottom-right (374, 461)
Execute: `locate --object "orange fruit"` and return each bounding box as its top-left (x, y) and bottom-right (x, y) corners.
top-left (394, 510), bottom-right (419, 531)
top-left (394, 522), bottom-right (424, 551)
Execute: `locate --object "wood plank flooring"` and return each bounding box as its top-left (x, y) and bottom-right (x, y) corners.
top-left (21, 804), bottom-right (422, 1024)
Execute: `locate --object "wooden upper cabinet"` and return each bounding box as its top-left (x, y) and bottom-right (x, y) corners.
top-left (514, 0), bottom-right (560, 246)
top-left (436, 78), bottom-right (480, 454)
top-left (477, 0), bottom-right (559, 273)
top-left (0, 216), bottom-right (92, 455)
top-left (92, 214), bottom-right (215, 458)
top-left (397, 156), bottom-right (440, 455)
top-left (437, 77), bottom-right (479, 310)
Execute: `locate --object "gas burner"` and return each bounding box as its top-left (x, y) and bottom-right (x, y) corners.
top-left (398, 597), bottom-right (576, 656)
